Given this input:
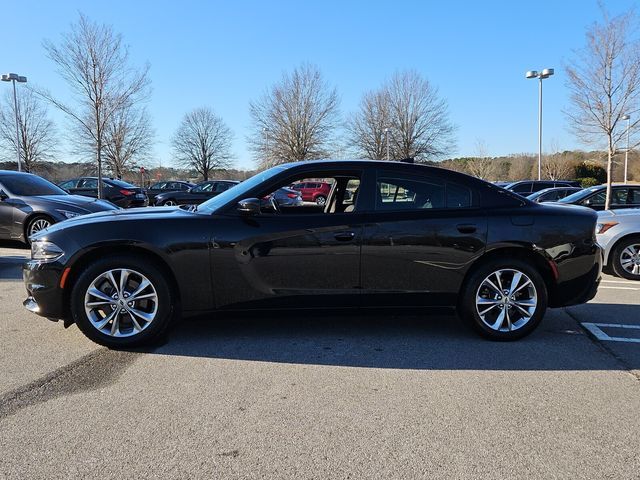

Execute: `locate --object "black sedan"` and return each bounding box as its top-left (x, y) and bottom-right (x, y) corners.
top-left (527, 186), bottom-right (582, 203)
top-left (153, 180), bottom-right (239, 206)
top-left (23, 160), bottom-right (602, 348)
top-left (58, 177), bottom-right (148, 208)
top-left (0, 170), bottom-right (118, 245)
top-left (145, 180), bottom-right (195, 204)
top-left (558, 184), bottom-right (640, 210)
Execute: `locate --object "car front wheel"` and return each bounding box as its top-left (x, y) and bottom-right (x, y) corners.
top-left (162, 199), bottom-right (177, 206)
top-left (26, 215), bottom-right (53, 245)
top-left (70, 255), bottom-right (175, 348)
top-left (611, 236), bottom-right (640, 280)
top-left (315, 195), bottom-right (327, 206)
top-left (459, 259), bottom-right (548, 340)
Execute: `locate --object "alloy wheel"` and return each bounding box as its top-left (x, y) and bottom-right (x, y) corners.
top-left (475, 269), bottom-right (538, 332)
top-left (84, 268), bottom-right (158, 337)
top-left (29, 218), bottom-right (51, 236)
top-left (619, 243), bottom-right (640, 277)
top-left (316, 196), bottom-right (326, 206)
top-left (164, 200), bottom-right (177, 206)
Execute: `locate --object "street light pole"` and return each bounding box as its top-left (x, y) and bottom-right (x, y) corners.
top-left (526, 68), bottom-right (554, 181)
top-left (384, 128), bottom-right (391, 161)
top-left (622, 114), bottom-right (630, 184)
top-left (1, 73), bottom-right (28, 172)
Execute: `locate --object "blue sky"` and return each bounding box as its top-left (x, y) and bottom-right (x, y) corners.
top-left (2, 0), bottom-right (636, 169)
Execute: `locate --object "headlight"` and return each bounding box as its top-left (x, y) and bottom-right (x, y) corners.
top-left (595, 221), bottom-right (618, 235)
top-left (56, 210), bottom-right (82, 219)
top-left (31, 241), bottom-right (64, 261)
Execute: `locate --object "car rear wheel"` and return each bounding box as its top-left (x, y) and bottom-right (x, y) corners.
top-left (70, 255), bottom-right (175, 348)
top-left (459, 259), bottom-right (547, 340)
top-left (162, 199), bottom-right (177, 206)
top-left (611, 236), bottom-right (640, 280)
top-left (315, 195), bottom-right (327, 206)
top-left (26, 215), bottom-right (53, 245)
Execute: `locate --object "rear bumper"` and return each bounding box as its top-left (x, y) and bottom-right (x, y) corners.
top-left (549, 245), bottom-right (602, 307)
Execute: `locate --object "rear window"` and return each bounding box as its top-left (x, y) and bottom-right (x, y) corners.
top-left (109, 179), bottom-right (138, 188)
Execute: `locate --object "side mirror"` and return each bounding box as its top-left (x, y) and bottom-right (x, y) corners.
top-left (0, 190), bottom-right (8, 201)
top-left (237, 198), bottom-right (261, 215)
top-left (582, 199), bottom-right (592, 206)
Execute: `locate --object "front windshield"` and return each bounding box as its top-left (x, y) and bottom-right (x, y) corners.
top-left (0, 174), bottom-right (68, 196)
top-left (197, 165), bottom-right (287, 214)
top-left (558, 187), bottom-right (596, 203)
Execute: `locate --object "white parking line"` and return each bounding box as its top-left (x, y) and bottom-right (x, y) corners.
top-left (599, 286), bottom-right (640, 291)
top-left (601, 280), bottom-right (639, 285)
top-left (581, 323), bottom-right (640, 344)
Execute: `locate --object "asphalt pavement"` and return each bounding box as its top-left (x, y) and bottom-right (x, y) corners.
top-left (0, 243), bottom-right (638, 479)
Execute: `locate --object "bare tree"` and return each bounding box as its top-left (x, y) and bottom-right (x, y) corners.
top-left (543, 140), bottom-right (576, 180)
top-left (248, 64), bottom-right (340, 168)
top-left (0, 89), bottom-right (57, 173)
top-left (386, 70), bottom-right (456, 161)
top-left (38, 13), bottom-right (150, 198)
top-left (565, 6), bottom-right (640, 209)
top-left (102, 105), bottom-right (153, 179)
top-left (172, 107), bottom-right (233, 180)
top-left (466, 139), bottom-right (495, 180)
top-left (346, 90), bottom-right (390, 159)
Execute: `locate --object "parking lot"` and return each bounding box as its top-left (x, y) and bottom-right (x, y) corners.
top-left (0, 242), bottom-right (638, 479)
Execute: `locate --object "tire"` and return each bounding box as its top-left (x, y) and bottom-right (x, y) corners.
top-left (315, 195), bottom-right (327, 206)
top-left (70, 254), bottom-right (175, 348)
top-left (458, 258), bottom-right (548, 341)
top-left (162, 199), bottom-right (177, 206)
top-left (611, 236), bottom-right (640, 280)
top-left (26, 215), bottom-right (54, 245)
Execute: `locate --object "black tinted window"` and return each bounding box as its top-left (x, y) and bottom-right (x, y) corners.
top-left (377, 174), bottom-right (445, 210)
top-left (447, 183), bottom-right (473, 208)
top-left (628, 188), bottom-right (640, 203)
top-left (511, 183), bottom-right (532, 193)
top-left (0, 174), bottom-right (67, 196)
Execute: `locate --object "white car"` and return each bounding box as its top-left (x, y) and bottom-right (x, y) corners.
top-left (596, 208), bottom-right (640, 280)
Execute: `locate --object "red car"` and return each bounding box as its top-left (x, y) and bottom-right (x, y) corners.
top-left (291, 181), bottom-right (332, 205)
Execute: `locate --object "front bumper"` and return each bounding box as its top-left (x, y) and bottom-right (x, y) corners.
top-left (23, 260), bottom-right (66, 320)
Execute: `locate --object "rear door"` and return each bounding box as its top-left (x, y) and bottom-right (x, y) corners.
top-left (361, 169), bottom-right (487, 307)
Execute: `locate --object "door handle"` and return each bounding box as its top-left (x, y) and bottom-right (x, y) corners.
top-left (334, 231), bottom-right (356, 241)
top-left (456, 224), bottom-right (477, 234)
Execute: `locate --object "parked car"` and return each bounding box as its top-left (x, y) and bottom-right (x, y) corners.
top-left (527, 186), bottom-right (583, 203)
top-left (153, 180), bottom-right (239, 206)
top-left (0, 171), bottom-right (118, 245)
top-left (263, 187), bottom-right (303, 207)
top-left (291, 181), bottom-right (332, 205)
top-left (596, 208), bottom-right (640, 280)
top-left (58, 177), bottom-right (148, 208)
top-left (505, 180), bottom-right (581, 195)
top-left (145, 181), bottom-right (195, 204)
top-left (24, 160), bottom-right (601, 348)
top-left (557, 184), bottom-right (640, 211)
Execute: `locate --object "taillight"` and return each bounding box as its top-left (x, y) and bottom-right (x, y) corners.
top-left (287, 193), bottom-right (298, 198)
top-left (120, 189), bottom-right (135, 196)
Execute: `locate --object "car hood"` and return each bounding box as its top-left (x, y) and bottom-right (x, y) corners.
top-left (24, 194), bottom-right (118, 213)
top-left (597, 208), bottom-right (640, 218)
top-left (36, 206), bottom-right (193, 237)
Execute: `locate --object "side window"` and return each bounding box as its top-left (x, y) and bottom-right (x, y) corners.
top-left (628, 188), bottom-right (640, 204)
top-left (180, 183), bottom-right (191, 190)
top-left (511, 183), bottom-right (531, 194)
top-left (80, 178), bottom-right (98, 189)
top-left (376, 173), bottom-right (445, 210)
top-left (612, 188), bottom-right (629, 205)
top-left (446, 183), bottom-right (473, 208)
top-left (59, 180), bottom-right (76, 189)
top-left (585, 191), bottom-right (606, 206)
